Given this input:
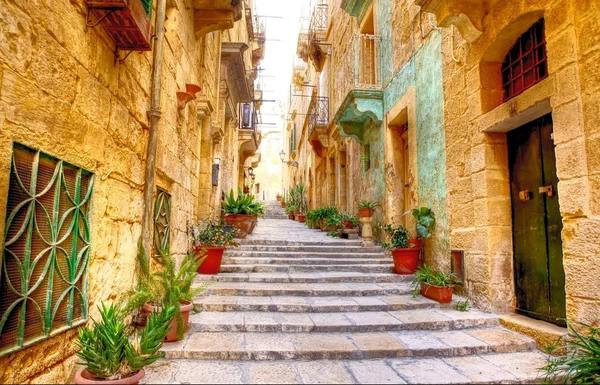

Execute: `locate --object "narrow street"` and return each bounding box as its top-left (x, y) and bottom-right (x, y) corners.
top-left (143, 209), bottom-right (547, 384)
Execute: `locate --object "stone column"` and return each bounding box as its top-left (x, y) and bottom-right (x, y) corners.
top-left (360, 216), bottom-right (374, 247)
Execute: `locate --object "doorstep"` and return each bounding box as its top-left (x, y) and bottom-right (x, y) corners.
top-left (499, 313), bottom-right (568, 352)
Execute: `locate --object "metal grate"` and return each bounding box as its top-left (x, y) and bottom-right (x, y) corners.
top-left (153, 188), bottom-right (171, 258)
top-left (308, 4), bottom-right (328, 43)
top-left (0, 144), bottom-right (94, 357)
top-left (308, 97), bottom-right (329, 136)
top-left (502, 19), bottom-right (547, 101)
top-left (355, 34), bottom-right (381, 89)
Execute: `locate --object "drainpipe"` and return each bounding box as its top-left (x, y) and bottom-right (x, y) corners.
top-left (141, 0), bottom-right (167, 266)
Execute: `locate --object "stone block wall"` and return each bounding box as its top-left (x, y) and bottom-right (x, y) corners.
top-left (0, 0), bottom-right (241, 381)
top-left (441, 0), bottom-right (600, 323)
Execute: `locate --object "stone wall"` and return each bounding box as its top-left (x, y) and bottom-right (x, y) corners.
top-left (0, 0), bottom-right (256, 381)
top-left (441, 0), bottom-right (600, 322)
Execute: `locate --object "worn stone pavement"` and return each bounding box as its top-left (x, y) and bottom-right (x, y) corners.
top-left (143, 213), bottom-right (547, 384)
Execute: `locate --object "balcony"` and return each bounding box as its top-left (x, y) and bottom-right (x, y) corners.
top-left (308, 97), bottom-right (329, 156)
top-left (296, 33), bottom-right (309, 63)
top-left (220, 42), bottom-right (252, 106)
top-left (292, 63), bottom-right (307, 88)
top-left (86, 0), bottom-right (152, 50)
top-left (238, 102), bottom-right (261, 164)
top-left (333, 34), bottom-right (383, 143)
top-left (340, 0), bottom-right (371, 25)
top-left (308, 3), bottom-right (328, 71)
top-left (193, 0), bottom-right (243, 38)
top-left (415, 0), bottom-right (501, 42)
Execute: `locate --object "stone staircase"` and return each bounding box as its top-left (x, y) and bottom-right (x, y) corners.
top-left (143, 219), bottom-right (547, 384)
top-left (261, 200), bottom-right (288, 219)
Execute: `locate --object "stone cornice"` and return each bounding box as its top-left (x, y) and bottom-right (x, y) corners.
top-left (340, 0), bottom-right (372, 25)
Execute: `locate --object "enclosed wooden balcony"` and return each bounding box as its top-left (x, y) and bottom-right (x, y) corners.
top-left (86, 0), bottom-right (152, 50)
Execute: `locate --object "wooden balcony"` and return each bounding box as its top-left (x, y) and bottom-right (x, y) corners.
top-left (86, 0), bottom-right (152, 51)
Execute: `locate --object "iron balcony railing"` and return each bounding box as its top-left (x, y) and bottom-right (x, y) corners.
top-left (308, 3), bottom-right (328, 43)
top-left (308, 97), bottom-right (329, 136)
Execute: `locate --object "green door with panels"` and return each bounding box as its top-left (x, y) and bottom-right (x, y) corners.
top-left (508, 113), bottom-right (566, 326)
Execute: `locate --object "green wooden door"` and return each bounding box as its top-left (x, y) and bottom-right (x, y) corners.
top-left (508, 114), bottom-right (566, 326)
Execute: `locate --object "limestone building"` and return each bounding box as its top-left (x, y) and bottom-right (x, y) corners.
top-left (286, 0), bottom-right (599, 336)
top-left (0, 0), bottom-right (265, 381)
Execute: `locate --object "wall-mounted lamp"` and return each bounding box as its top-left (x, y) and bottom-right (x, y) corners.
top-left (212, 157), bottom-right (220, 186)
top-left (248, 167), bottom-right (254, 177)
top-left (279, 150), bottom-right (298, 168)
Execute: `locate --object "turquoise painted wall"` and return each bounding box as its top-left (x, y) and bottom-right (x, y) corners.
top-left (377, 0), bottom-right (450, 262)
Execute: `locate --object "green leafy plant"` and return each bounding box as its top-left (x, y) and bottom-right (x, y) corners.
top-left (327, 230), bottom-right (342, 238)
top-left (123, 245), bottom-right (210, 340)
top-left (410, 264), bottom-right (455, 297)
top-left (379, 222), bottom-right (411, 251)
top-left (340, 212), bottom-right (358, 227)
top-left (360, 154), bottom-right (371, 171)
top-left (405, 207), bottom-right (436, 239)
top-left (189, 219), bottom-right (239, 247)
top-left (358, 200), bottom-right (380, 210)
top-left (455, 299), bottom-right (470, 312)
top-left (293, 183), bottom-right (308, 214)
top-left (75, 303), bottom-right (175, 381)
top-left (222, 188), bottom-right (265, 216)
top-left (305, 209), bottom-right (319, 228)
top-left (543, 322), bottom-right (600, 384)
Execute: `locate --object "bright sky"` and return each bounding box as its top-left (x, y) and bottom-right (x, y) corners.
top-left (254, 0), bottom-right (304, 130)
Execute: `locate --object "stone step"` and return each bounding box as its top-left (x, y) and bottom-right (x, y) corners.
top-left (220, 264), bottom-right (394, 274)
top-left (144, 352), bottom-right (548, 384)
top-left (238, 239), bottom-right (364, 246)
top-left (226, 251), bottom-right (386, 258)
top-left (223, 257), bottom-right (391, 265)
top-left (159, 328), bottom-right (536, 361)
top-left (234, 245), bottom-right (383, 253)
top-left (195, 272), bottom-right (411, 283)
top-left (202, 282), bottom-right (411, 297)
top-left (189, 308), bottom-right (500, 333)
top-left (193, 294), bottom-right (433, 313)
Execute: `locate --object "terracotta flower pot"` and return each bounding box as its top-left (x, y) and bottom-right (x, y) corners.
top-left (343, 221), bottom-right (355, 229)
top-left (288, 214), bottom-right (294, 220)
top-left (358, 208), bottom-right (375, 217)
top-left (142, 301), bottom-right (193, 342)
top-left (408, 239), bottom-right (422, 249)
top-left (224, 214), bottom-right (253, 238)
top-left (243, 188), bottom-right (250, 194)
top-left (194, 246), bottom-right (226, 275)
top-left (75, 368), bottom-right (145, 385)
top-left (420, 282), bottom-right (455, 303)
top-left (391, 247), bottom-right (421, 274)
top-left (276, 196), bottom-right (281, 201)
top-left (249, 215), bottom-right (258, 234)
top-left (297, 214), bottom-right (306, 223)
top-left (281, 202), bottom-right (286, 208)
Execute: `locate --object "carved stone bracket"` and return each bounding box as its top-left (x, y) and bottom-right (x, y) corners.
top-left (416, 0), bottom-right (491, 42)
top-left (334, 89), bottom-right (383, 143)
top-left (309, 126), bottom-right (329, 157)
top-left (193, 0), bottom-right (243, 38)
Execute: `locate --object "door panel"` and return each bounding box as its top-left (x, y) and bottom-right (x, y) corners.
top-left (507, 114), bottom-right (566, 325)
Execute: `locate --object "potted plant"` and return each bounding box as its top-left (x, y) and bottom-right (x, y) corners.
top-left (404, 206), bottom-right (436, 249)
top-left (276, 193), bottom-right (282, 202)
top-left (358, 200), bottom-right (379, 218)
top-left (280, 196), bottom-right (287, 209)
top-left (381, 222), bottom-right (420, 274)
top-left (124, 249), bottom-right (209, 342)
top-left (305, 209), bottom-right (319, 229)
top-left (285, 203), bottom-right (297, 220)
top-left (190, 219), bottom-right (239, 275)
top-left (294, 183), bottom-right (308, 223)
top-left (243, 184), bottom-right (250, 194)
top-left (222, 188), bottom-right (264, 238)
top-left (410, 264), bottom-right (455, 303)
top-left (74, 303), bottom-right (175, 385)
top-left (341, 212), bottom-right (358, 229)
top-left (320, 207), bottom-right (340, 232)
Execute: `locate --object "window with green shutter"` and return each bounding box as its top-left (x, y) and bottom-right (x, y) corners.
top-left (0, 144), bottom-right (94, 357)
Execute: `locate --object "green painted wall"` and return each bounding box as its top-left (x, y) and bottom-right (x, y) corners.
top-left (377, 0), bottom-right (450, 263)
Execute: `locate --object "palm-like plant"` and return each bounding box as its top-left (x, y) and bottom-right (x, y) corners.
top-left (294, 183), bottom-right (308, 214)
top-left (76, 303), bottom-right (175, 381)
top-left (222, 188), bottom-right (265, 216)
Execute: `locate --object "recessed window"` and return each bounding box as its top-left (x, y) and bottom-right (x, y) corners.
top-left (502, 19), bottom-right (548, 101)
top-left (0, 144), bottom-right (94, 357)
top-left (153, 188), bottom-right (171, 258)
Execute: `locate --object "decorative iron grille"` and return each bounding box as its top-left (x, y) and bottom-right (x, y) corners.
top-left (502, 19), bottom-right (547, 101)
top-left (308, 4), bottom-right (328, 43)
top-left (308, 97), bottom-right (329, 136)
top-left (153, 188), bottom-right (171, 258)
top-left (355, 33), bottom-right (381, 89)
top-left (0, 144), bottom-right (94, 357)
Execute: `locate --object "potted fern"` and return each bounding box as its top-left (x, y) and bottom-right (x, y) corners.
top-left (380, 222), bottom-right (420, 274)
top-left (74, 303), bottom-right (175, 384)
top-left (358, 200), bottom-right (378, 218)
top-left (190, 219), bottom-right (239, 275)
top-left (341, 212), bottom-right (358, 229)
top-left (411, 264), bottom-right (455, 303)
top-left (404, 207), bottom-right (436, 249)
top-left (124, 249), bottom-right (209, 342)
top-left (222, 188), bottom-right (264, 238)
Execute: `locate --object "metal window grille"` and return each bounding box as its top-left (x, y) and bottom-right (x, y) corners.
top-left (0, 144), bottom-right (94, 357)
top-left (308, 97), bottom-right (329, 136)
top-left (502, 19), bottom-right (548, 101)
top-left (354, 33), bottom-right (381, 89)
top-left (153, 188), bottom-right (171, 258)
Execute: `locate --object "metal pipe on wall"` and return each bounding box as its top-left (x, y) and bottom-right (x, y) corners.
top-left (141, 0), bottom-right (167, 267)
